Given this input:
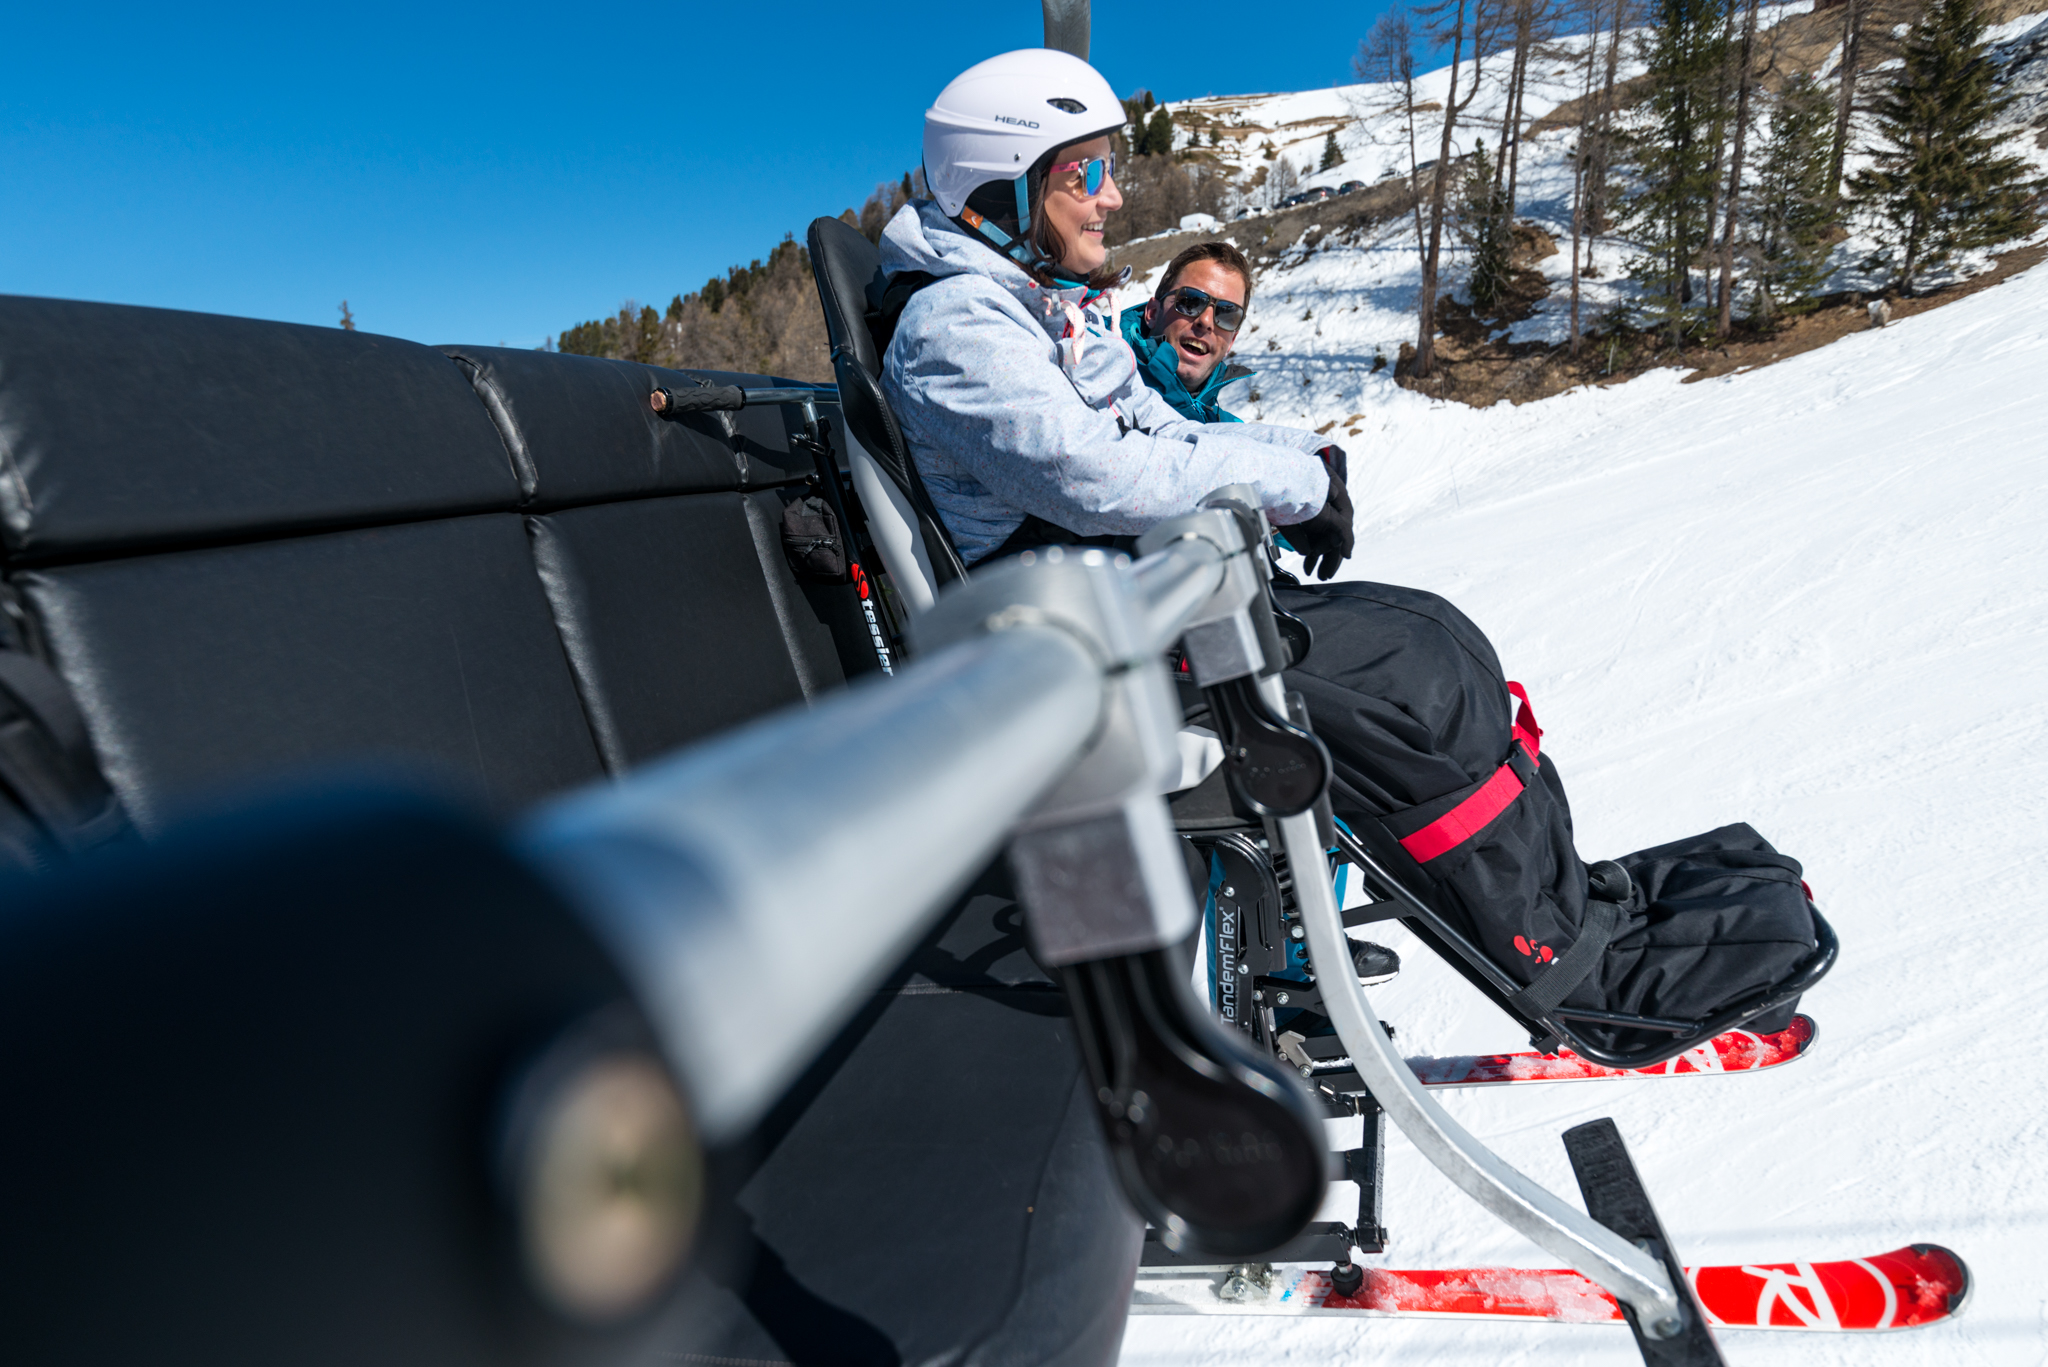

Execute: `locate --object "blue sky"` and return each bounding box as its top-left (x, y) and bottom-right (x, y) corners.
top-left (4, 1), bottom-right (1396, 347)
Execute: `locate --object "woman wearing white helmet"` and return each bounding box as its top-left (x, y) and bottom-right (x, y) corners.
top-left (881, 52), bottom-right (1815, 1043)
top-left (877, 47), bottom-right (1355, 572)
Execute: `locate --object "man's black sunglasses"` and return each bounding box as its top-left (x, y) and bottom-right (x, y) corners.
top-left (1161, 286), bottom-right (1247, 333)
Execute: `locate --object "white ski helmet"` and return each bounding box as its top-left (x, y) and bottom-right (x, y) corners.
top-left (923, 49), bottom-right (1124, 266)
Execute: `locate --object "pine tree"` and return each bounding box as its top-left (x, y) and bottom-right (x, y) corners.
top-left (1748, 74), bottom-right (1839, 319)
top-left (1320, 128), bottom-right (1343, 171)
top-left (1620, 0), bottom-right (1734, 344)
top-left (1847, 0), bottom-right (2041, 293)
top-left (1138, 105), bottom-right (1176, 157)
top-left (1458, 140), bottom-right (1514, 309)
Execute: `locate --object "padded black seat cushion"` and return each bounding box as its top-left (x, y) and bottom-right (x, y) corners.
top-left (670, 864), bottom-right (1143, 1367)
top-left (526, 493), bottom-right (839, 771)
top-left (0, 296), bottom-right (516, 561)
top-left (17, 515), bottom-right (603, 829)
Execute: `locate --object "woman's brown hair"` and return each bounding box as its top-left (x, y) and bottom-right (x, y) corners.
top-left (960, 144), bottom-right (1125, 292)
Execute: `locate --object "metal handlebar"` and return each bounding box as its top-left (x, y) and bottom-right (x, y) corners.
top-left (517, 515), bottom-right (1252, 1144)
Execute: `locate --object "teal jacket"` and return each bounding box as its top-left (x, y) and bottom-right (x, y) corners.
top-left (1118, 303), bottom-right (1253, 425)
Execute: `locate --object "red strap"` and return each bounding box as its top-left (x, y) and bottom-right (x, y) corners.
top-left (1399, 762), bottom-right (1526, 862)
top-left (1508, 680), bottom-right (1541, 761)
top-left (1399, 682), bottom-right (1543, 865)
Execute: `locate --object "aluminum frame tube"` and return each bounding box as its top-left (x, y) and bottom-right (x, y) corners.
top-left (519, 625), bottom-right (1102, 1144)
top-left (1261, 675), bottom-right (1685, 1336)
top-left (1126, 537), bottom-right (1227, 655)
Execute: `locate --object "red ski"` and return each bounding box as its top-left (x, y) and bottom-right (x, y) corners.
top-left (1129, 1244), bottom-right (1970, 1330)
top-left (1408, 1014), bottom-right (1815, 1088)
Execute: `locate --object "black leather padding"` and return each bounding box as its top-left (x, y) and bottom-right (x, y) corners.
top-left (0, 778), bottom-right (709, 1367)
top-left (805, 217), bottom-right (969, 587)
top-left (0, 295), bottom-right (517, 561)
top-left (17, 516), bottom-right (604, 831)
top-left (440, 345), bottom-right (747, 505)
top-left (673, 866), bottom-right (1143, 1367)
top-left (736, 490), bottom-right (853, 699)
top-left (808, 216), bottom-right (886, 378)
top-left (525, 495), bottom-right (818, 772)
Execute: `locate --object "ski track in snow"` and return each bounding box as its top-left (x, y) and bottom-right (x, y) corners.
top-left (1117, 223), bottom-right (2048, 1363)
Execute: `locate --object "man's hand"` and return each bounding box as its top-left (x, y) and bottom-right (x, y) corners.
top-left (1316, 444), bottom-right (1348, 487)
top-left (1289, 469), bottom-right (1354, 581)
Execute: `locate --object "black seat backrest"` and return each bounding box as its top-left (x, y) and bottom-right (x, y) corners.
top-left (0, 296), bottom-right (866, 833)
top-left (805, 216), bottom-right (968, 587)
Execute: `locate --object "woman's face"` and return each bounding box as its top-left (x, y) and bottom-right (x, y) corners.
top-left (1040, 135), bottom-right (1123, 276)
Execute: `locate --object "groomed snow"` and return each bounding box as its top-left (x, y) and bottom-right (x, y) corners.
top-left (1117, 249), bottom-right (2048, 1363)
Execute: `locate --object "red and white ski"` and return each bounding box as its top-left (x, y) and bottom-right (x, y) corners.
top-left (1130, 1243), bottom-right (1970, 1331)
top-left (1408, 1014), bottom-right (1815, 1088)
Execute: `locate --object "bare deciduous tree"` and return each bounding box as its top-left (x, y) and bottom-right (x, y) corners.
top-left (1355, 9), bottom-right (1430, 271)
top-left (1412, 0), bottom-right (1505, 377)
top-left (1827, 0), bottom-right (1865, 202)
top-left (1715, 0), bottom-right (1762, 335)
top-left (1568, 0), bottom-right (1610, 356)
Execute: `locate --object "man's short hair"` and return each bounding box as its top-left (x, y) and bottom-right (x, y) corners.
top-left (1154, 240), bottom-right (1255, 310)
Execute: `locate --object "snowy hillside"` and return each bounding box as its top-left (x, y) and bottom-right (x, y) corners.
top-left (1106, 5), bottom-right (2048, 429)
top-left (1117, 190), bottom-right (2048, 1363)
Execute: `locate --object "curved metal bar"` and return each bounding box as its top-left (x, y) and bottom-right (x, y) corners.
top-left (1264, 675), bottom-right (1685, 1337)
top-left (519, 625), bottom-right (1102, 1144)
top-left (1127, 536), bottom-right (1226, 655)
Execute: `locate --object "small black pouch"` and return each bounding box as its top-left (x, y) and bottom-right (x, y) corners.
top-left (780, 495), bottom-right (846, 582)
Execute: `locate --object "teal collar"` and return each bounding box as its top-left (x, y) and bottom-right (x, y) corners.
top-left (1118, 303), bottom-right (1248, 424)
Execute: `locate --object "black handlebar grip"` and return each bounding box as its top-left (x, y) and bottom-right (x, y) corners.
top-left (651, 384), bottom-right (745, 417)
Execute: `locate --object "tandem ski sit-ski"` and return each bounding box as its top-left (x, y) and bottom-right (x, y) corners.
top-left (1102, 498), bottom-right (1963, 1359)
top-left (801, 158), bottom-right (1966, 1358)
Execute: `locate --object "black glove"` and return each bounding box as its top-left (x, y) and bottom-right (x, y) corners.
top-left (1288, 469), bottom-right (1354, 581)
top-left (1316, 443), bottom-right (1348, 487)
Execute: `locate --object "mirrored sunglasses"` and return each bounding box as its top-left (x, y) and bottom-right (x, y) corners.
top-left (1049, 152), bottom-right (1118, 196)
top-left (1163, 286), bottom-right (1247, 332)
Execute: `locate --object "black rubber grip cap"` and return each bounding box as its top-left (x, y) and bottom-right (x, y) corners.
top-left (653, 384), bottom-right (745, 417)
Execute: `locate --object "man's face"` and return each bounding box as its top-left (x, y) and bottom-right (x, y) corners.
top-left (1142, 258), bottom-right (1247, 391)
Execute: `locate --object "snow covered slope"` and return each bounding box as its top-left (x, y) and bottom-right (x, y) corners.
top-left (1118, 248), bottom-right (2048, 1363)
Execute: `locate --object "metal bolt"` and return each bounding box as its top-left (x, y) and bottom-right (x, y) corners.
top-left (1237, 961), bottom-right (1249, 975)
top-left (1290, 924), bottom-right (1305, 940)
top-left (1222, 886), bottom-right (1235, 897)
top-left (1275, 991), bottom-right (1290, 1005)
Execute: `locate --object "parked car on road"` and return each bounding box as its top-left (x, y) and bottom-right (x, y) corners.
top-left (1337, 180), bottom-right (1366, 194)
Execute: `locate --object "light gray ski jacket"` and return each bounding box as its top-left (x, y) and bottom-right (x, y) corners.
top-left (877, 202), bottom-right (1329, 566)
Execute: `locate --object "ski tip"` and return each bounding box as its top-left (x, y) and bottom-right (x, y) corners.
top-left (1788, 1012), bottom-right (1817, 1056)
top-left (1905, 1243), bottom-right (1972, 1320)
